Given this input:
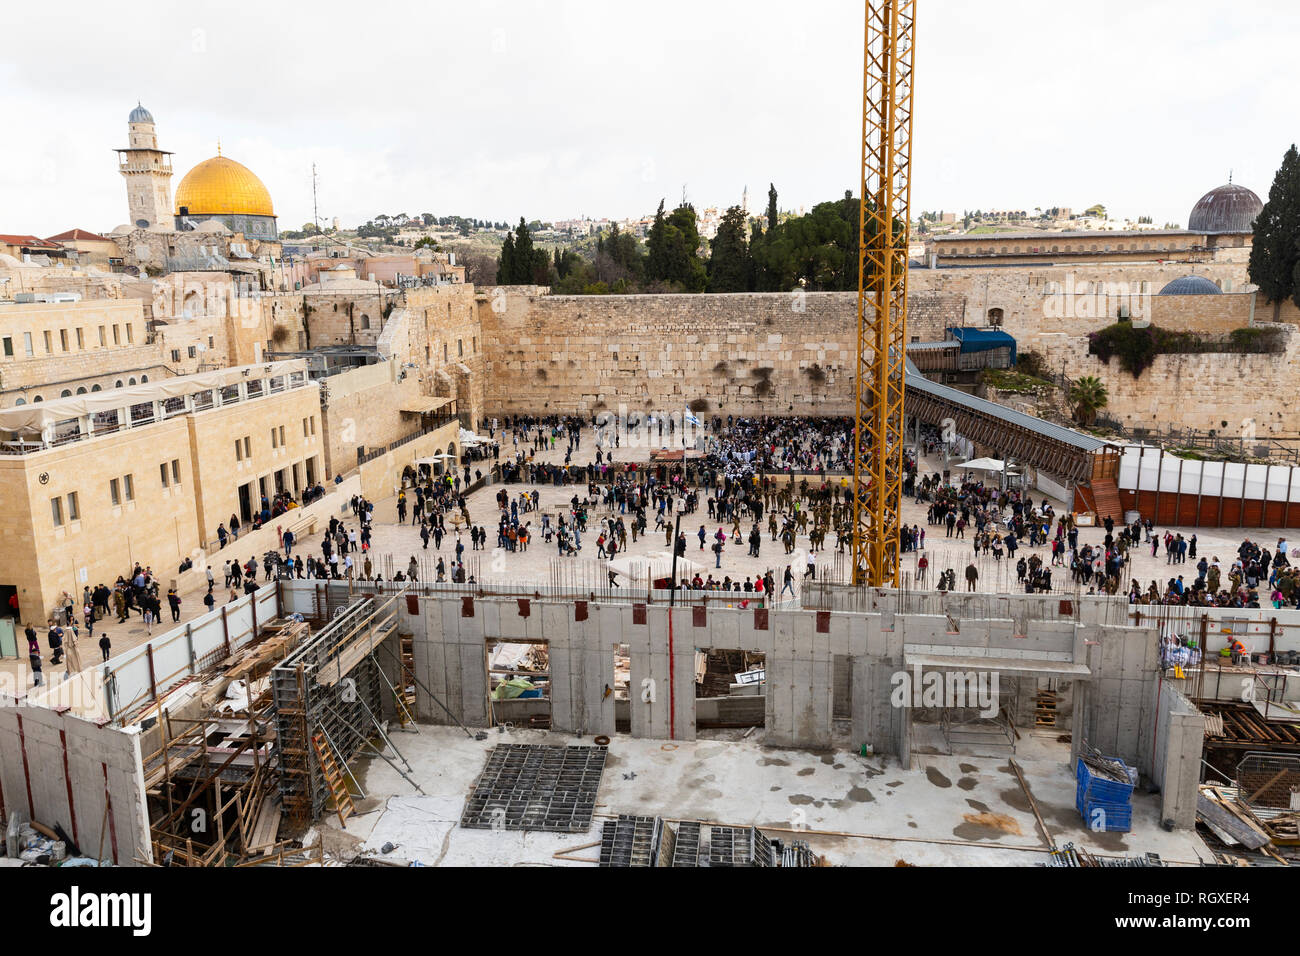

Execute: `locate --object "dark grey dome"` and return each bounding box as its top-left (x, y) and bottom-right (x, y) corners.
top-left (1188, 183), bottom-right (1261, 234)
top-left (1159, 275), bottom-right (1222, 296)
top-left (129, 103), bottom-right (155, 124)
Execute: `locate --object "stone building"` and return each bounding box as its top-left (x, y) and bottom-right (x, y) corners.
top-left (114, 104), bottom-right (174, 230)
top-left (0, 361), bottom-right (324, 623)
top-left (924, 182), bottom-right (1262, 268)
top-left (0, 297), bottom-right (156, 404)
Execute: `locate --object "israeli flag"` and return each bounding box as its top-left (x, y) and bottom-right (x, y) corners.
top-left (684, 409), bottom-right (702, 427)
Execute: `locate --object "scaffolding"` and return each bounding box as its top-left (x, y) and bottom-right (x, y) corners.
top-left (271, 589), bottom-right (410, 823)
top-left (143, 677), bottom-right (282, 865)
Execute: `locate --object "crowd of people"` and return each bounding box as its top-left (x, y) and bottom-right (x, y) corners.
top-left (29, 412), bottom-right (1300, 692)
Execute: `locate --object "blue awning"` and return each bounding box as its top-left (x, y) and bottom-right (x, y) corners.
top-left (946, 327), bottom-right (1017, 365)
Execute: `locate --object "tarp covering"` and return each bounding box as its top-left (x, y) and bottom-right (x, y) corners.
top-left (947, 326), bottom-right (1017, 365)
top-left (0, 360), bottom-right (309, 434)
top-left (491, 677), bottom-right (537, 700)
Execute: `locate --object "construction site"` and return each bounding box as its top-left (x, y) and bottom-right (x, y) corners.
top-left (0, 3), bottom-right (1295, 901)
top-left (0, 575), bottom-right (1298, 869)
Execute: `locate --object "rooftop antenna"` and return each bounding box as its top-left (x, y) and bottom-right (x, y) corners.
top-left (681, 183), bottom-right (688, 207)
top-left (312, 162), bottom-right (321, 232)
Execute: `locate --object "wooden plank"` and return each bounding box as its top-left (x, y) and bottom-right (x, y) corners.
top-left (1197, 792), bottom-right (1268, 849)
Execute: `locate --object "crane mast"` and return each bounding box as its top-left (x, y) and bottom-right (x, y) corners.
top-left (852, 0), bottom-right (916, 587)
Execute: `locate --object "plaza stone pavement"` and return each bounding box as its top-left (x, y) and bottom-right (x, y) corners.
top-left (4, 432), bottom-right (1287, 695)
top-left (355, 435), bottom-right (1290, 602)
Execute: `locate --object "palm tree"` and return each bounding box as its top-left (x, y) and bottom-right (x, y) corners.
top-left (1068, 376), bottom-right (1109, 426)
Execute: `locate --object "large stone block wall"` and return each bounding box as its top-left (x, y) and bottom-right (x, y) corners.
top-left (477, 290), bottom-right (964, 417)
top-left (1031, 325), bottom-right (1300, 438)
top-left (476, 279), bottom-right (1293, 432)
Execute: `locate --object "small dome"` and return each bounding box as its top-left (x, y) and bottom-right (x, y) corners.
top-left (1188, 183), bottom-right (1262, 234)
top-left (1159, 275), bottom-right (1222, 296)
top-left (174, 155), bottom-right (275, 218)
top-left (129, 103), bottom-right (155, 124)
top-left (110, 223), bottom-right (134, 235)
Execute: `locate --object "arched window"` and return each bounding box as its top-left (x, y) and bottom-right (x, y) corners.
top-left (128, 377), bottom-right (137, 386)
top-left (60, 389), bottom-right (72, 397)
top-left (141, 374), bottom-right (149, 383)
top-left (14, 397), bottom-right (25, 406)
top-left (360, 314), bottom-right (370, 330)
top-left (76, 387), bottom-right (87, 395)
top-left (987, 308), bottom-right (1004, 327)
top-left (91, 384), bottom-right (102, 392)
top-left (33, 396), bottom-right (42, 403)
top-left (115, 380), bottom-right (124, 388)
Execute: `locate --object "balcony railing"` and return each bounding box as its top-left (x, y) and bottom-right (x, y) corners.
top-left (0, 369), bottom-right (312, 456)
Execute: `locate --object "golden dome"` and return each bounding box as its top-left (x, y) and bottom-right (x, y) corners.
top-left (174, 154), bottom-right (275, 218)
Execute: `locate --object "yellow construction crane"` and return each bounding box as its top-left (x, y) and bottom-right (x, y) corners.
top-left (852, 0), bottom-right (916, 587)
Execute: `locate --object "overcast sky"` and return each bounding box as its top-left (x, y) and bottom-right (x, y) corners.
top-left (2, 0), bottom-right (1296, 236)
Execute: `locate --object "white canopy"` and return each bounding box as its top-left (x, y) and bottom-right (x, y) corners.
top-left (0, 360), bottom-right (309, 434)
top-left (958, 457), bottom-right (1005, 473)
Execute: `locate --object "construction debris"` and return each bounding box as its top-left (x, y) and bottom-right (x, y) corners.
top-left (1042, 843), bottom-right (1164, 867)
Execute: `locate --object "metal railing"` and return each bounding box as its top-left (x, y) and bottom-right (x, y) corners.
top-left (0, 370), bottom-right (312, 456)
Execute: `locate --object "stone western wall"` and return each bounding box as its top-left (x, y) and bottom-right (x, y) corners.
top-left (477, 290), bottom-right (964, 418)
top-left (476, 279), bottom-right (1299, 436)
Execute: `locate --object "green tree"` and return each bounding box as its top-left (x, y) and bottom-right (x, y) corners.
top-left (1249, 144), bottom-right (1300, 317)
top-left (707, 205), bottom-right (750, 292)
top-left (766, 183), bottom-right (779, 232)
top-left (511, 217), bottom-right (535, 283)
top-left (1068, 376), bottom-right (1109, 425)
top-left (646, 200), bottom-right (670, 282)
top-left (757, 191), bottom-right (862, 291)
top-left (746, 221), bottom-right (764, 291)
top-left (645, 202), bottom-right (706, 291)
top-left (603, 224), bottom-right (644, 282)
top-left (496, 231), bottom-right (515, 284)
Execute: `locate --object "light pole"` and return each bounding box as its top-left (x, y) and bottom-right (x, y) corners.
top-left (668, 495), bottom-right (686, 606)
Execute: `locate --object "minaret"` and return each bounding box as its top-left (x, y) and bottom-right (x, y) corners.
top-left (115, 103), bottom-right (174, 228)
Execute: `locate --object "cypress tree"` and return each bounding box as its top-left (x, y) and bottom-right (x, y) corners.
top-left (511, 217), bottom-right (535, 283)
top-left (497, 231), bottom-right (515, 284)
top-left (1249, 144), bottom-right (1300, 316)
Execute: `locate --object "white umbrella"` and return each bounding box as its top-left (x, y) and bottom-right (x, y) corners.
top-left (957, 456), bottom-right (1005, 473)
